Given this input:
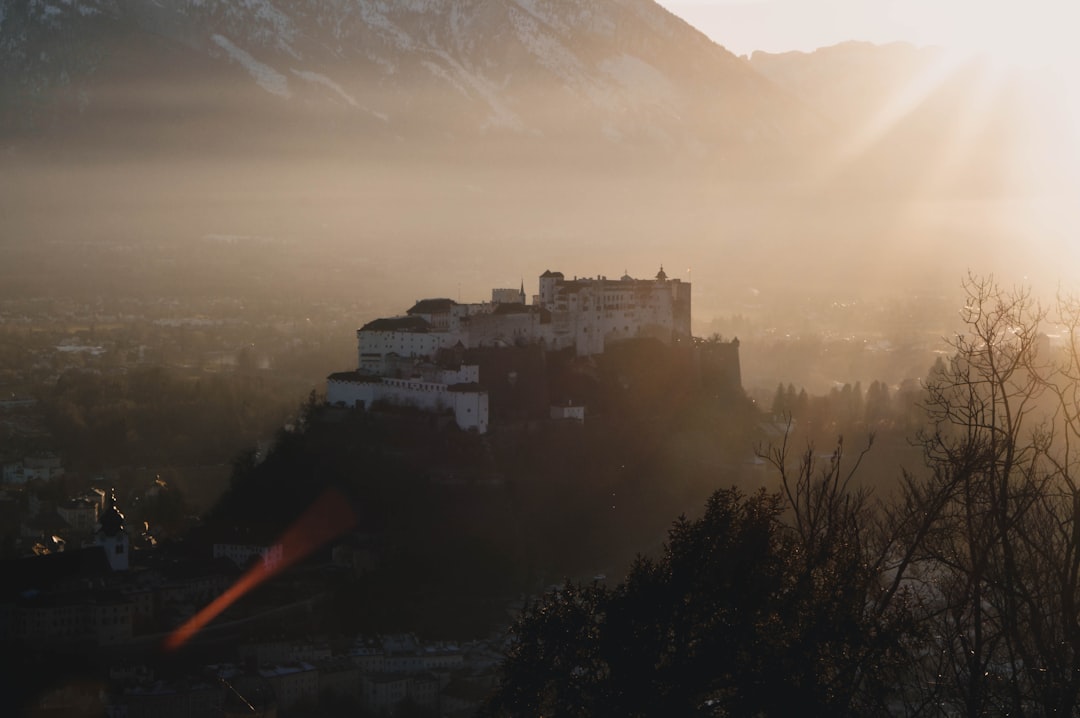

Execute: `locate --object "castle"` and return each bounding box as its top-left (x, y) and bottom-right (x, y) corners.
top-left (327, 268), bottom-right (696, 433)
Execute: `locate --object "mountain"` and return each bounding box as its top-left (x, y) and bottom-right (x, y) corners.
top-left (3, 2), bottom-right (1076, 312)
top-left (750, 42), bottom-right (946, 132)
top-left (750, 41), bottom-right (1077, 197)
top-left (0, 0), bottom-right (822, 162)
top-left (5, 2), bottom-right (1056, 188)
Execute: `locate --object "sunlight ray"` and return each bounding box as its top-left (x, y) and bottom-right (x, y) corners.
top-left (912, 61), bottom-right (1007, 196)
top-left (163, 488), bottom-right (356, 652)
top-left (811, 49), bottom-right (970, 185)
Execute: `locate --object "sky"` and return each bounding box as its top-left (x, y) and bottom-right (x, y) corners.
top-left (659, 0), bottom-right (1078, 67)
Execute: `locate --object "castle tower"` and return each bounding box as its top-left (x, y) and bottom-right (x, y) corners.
top-left (95, 489), bottom-right (129, 571)
top-left (538, 270), bottom-right (563, 307)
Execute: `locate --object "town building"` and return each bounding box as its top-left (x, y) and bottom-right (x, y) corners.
top-left (355, 267), bottom-right (690, 375)
top-left (57, 496), bottom-right (99, 533)
top-left (326, 368), bottom-right (488, 434)
top-left (328, 268), bottom-right (693, 432)
top-left (534, 267), bottom-right (692, 355)
top-left (213, 541), bottom-right (285, 571)
top-left (258, 662), bottom-right (319, 713)
top-left (3, 454), bottom-right (65, 484)
top-left (94, 490), bottom-right (130, 572)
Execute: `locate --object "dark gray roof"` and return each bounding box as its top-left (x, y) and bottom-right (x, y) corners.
top-left (360, 316), bottom-right (431, 332)
top-left (406, 298), bottom-right (457, 315)
top-left (492, 302), bottom-right (531, 315)
top-left (446, 383), bottom-right (485, 393)
top-left (444, 380), bottom-right (483, 393)
top-left (98, 490), bottom-right (125, 537)
top-left (327, 371), bottom-right (382, 383)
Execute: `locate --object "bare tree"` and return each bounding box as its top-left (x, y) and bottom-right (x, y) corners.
top-left (759, 429), bottom-right (923, 715)
top-left (490, 274), bottom-right (1080, 717)
top-left (895, 274), bottom-right (1080, 716)
top-left (772, 275), bottom-right (1080, 716)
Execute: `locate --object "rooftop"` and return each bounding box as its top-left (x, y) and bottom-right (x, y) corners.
top-left (328, 371), bottom-right (382, 384)
top-left (406, 298), bottom-right (457, 316)
top-left (492, 302), bottom-right (531, 315)
top-left (360, 316), bottom-right (431, 333)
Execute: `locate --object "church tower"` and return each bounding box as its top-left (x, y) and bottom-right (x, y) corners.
top-left (95, 489), bottom-right (129, 571)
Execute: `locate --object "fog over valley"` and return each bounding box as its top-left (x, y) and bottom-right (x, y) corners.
top-left (3, 0), bottom-right (1078, 343)
top-left (5, 3), bottom-right (1080, 715)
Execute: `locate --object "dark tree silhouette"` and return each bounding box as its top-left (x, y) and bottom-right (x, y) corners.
top-left (486, 475), bottom-right (910, 717)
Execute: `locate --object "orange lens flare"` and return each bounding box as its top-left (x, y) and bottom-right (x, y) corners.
top-left (164, 488), bottom-right (356, 652)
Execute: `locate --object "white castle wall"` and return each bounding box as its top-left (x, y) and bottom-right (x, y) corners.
top-left (358, 328), bottom-right (447, 372)
top-left (327, 373), bottom-right (488, 434)
top-left (336, 269), bottom-right (688, 432)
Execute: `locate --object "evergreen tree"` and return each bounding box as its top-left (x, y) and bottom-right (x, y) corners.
top-left (487, 481), bottom-right (905, 717)
top-left (796, 387), bottom-right (810, 419)
top-left (771, 382), bottom-right (787, 417)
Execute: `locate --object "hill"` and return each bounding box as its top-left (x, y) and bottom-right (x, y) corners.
top-left (0, 0), bottom-right (820, 163)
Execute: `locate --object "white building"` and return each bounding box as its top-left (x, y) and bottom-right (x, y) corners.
top-left (358, 315), bottom-right (448, 374)
top-left (355, 267), bottom-right (690, 373)
top-left (212, 542), bottom-right (285, 571)
top-left (332, 268), bottom-right (689, 432)
top-left (535, 267), bottom-right (691, 355)
top-left (58, 497), bottom-right (98, 532)
top-left (550, 403), bottom-right (586, 423)
top-left (94, 491), bottom-right (129, 572)
top-left (258, 662), bottom-right (319, 713)
top-left (3, 455), bottom-right (65, 484)
top-left (491, 285), bottom-right (527, 305)
top-left (327, 370), bottom-right (489, 434)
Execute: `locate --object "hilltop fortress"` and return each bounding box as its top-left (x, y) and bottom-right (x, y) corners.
top-left (328, 268), bottom-right (734, 433)
top-left (360, 266), bottom-right (691, 373)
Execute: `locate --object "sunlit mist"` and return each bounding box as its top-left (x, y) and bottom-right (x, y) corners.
top-left (9, 2), bottom-right (1080, 713)
top-left (661, 0), bottom-right (1078, 67)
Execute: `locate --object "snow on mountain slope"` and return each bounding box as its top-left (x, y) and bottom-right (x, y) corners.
top-left (213, 33), bottom-right (291, 97)
top-left (0, 0), bottom-right (818, 152)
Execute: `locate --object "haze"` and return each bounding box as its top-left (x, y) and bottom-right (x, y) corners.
top-left (661, 0), bottom-right (1078, 64)
top-left (2, 0), bottom-right (1079, 396)
top-left (8, 6), bottom-right (1080, 711)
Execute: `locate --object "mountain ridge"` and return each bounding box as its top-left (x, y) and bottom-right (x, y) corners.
top-left (0, 0), bottom-right (825, 161)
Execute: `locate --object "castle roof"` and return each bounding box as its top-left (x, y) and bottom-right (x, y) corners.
top-left (360, 316), bottom-right (431, 333)
top-left (327, 371), bottom-right (382, 384)
top-left (539, 270), bottom-right (564, 279)
top-left (446, 383), bottom-right (485, 393)
top-left (492, 302), bottom-right (531, 315)
top-left (98, 490), bottom-right (125, 537)
top-left (406, 298), bottom-right (457, 315)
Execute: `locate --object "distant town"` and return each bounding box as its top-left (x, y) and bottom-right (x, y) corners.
top-left (328, 268), bottom-right (717, 433)
top-left (0, 267), bottom-right (728, 717)
top-left (0, 265), bottom-right (953, 717)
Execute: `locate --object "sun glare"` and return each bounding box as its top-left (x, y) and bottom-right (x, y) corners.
top-left (665, 0), bottom-right (1080, 199)
top-left (805, 0), bottom-right (1080, 195)
top-left (877, 0), bottom-right (1076, 70)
